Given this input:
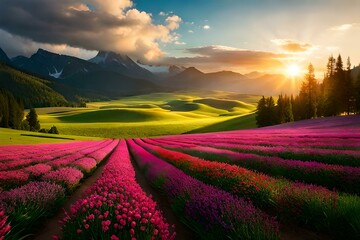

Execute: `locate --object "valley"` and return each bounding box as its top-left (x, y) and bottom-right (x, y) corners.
top-left (34, 92), bottom-right (258, 139)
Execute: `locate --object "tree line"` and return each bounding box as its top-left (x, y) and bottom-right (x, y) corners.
top-left (0, 89), bottom-right (59, 133)
top-left (256, 54), bottom-right (360, 127)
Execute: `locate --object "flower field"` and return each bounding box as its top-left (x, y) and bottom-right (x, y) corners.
top-left (1, 117), bottom-right (360, 239)
top-left (0, 139), bottom-right (118, 239)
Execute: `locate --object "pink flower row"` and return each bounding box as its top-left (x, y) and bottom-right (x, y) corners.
top-left (59, 140), bottom-right (175, 239)
top-left (0, 140), bottom-right (112, 171)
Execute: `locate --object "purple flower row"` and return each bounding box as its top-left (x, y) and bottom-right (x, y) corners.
top-left (127, 139), bottom-right (280, 240)
top-left (147, 138), bottom-right (360, 194)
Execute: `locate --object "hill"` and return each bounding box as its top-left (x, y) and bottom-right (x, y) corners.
top-left (32, 91), bottom-right (258, 139)
top-left (0, 63), bottom-right (68, 108)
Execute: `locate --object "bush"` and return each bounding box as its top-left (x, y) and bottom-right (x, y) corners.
top-left (38, 128), bottom-right (47, 133)
top-left (48, 125), bottom-right (59, 134)
top-left (19, 120), bottom-right (30, 131)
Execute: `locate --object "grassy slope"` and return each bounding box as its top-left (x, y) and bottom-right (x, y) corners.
top-left (187, 113), bottom-right (257, 134)
top-left (0, 127), bottom-right (102, 145)
top-left (18, 91), bottom-right (259, 140)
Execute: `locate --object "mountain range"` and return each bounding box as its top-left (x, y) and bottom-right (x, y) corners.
top-left (0, 47), bottom-right (318, 107)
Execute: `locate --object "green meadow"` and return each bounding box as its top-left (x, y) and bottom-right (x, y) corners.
top-left (2, 91), bottom-right (259, 144)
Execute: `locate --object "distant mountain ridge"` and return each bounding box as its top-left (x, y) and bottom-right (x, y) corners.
top-left (5, 48), bottom-right (159, 98)
top-left (0, 47), bottom-right (317, 98)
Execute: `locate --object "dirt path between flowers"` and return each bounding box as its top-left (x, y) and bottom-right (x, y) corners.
top-left (33, 159), bottom-right (109, 240)
top-left (129, 151), bottom-right (198, 240)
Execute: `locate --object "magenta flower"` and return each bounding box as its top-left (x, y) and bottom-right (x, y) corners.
top-left (42, 167), bottom-right (83, 189)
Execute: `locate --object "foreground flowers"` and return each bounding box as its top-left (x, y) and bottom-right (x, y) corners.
top-left (0, 139), bottom-right (119, 239)
top-left (59, 140), bottom-right (175, 240)
top-left (136, 138), bottom-right (360, 239)
top-left (0, 182), bottom-right (65, 239)
top-left (127, 139), bottom-right (280, 240)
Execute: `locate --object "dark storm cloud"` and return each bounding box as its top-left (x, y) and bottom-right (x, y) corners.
top-left (0, 0), bottom-right (136, 49)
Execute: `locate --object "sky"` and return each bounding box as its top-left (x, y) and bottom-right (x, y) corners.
top-left (0, 0), bottom-right (359, 77)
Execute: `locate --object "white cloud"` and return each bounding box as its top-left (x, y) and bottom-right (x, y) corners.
top-left (166, 15), bottom-right (182, 30)
top-left (159, 11), bottom-right (167, 16)
top-left (203, 25), bottom-right (210, 30)
top-left (174, 41), bottom-right (186, 45)
top-left (330, 23), bottom-right (357, 31)
top-left (188, 30), bottom-right (194, 33)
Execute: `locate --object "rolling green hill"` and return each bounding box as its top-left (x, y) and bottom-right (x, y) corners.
top-left (32, 91), bottom-right (259, 139)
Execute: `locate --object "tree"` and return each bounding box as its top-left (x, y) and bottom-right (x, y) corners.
top-left (26, 108), bottom-right (40, 131)
top-left (323, 56), bottom-right (337, 116)
top-left (355, 71), bottom-right (360, 113)
top-left (256, 96), bottom-right (278, 127)
top-left (0, 90), bottom-right (24, 129)
top-left (48, 125), bottom-right (59, 134)
top-left (283, 95), bottom-right (294, 123)
top-left (344, 57), bottom-right (354, 114)
top-left (256, 96), bottom-right (267, 127)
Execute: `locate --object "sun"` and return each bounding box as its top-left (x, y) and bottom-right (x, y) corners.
top-left (286, 64), bottom-right (301, 77)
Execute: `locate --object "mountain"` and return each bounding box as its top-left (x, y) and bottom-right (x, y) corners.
top-left (12, 48), bottom-right (97, 79)
top-left (7, 48), bottom-right (159, 97)
top-left (165, 67), bottom-right (248, 91)
top-left (165, 67), bottom-right (298, 95)
top-left (89, 51), bottom-right (154, 80)
top-left (0, 48), bottom-right (10, 63)
top-left (137, 62), bottom-right (186, 79)
top-left (244, 71), bottom-right (263, 79)
top-left (0, 63), bottom-right (68, 108)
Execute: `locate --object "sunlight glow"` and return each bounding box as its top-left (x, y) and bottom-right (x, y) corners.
top-left (286, 64), bottom-right (301, 77)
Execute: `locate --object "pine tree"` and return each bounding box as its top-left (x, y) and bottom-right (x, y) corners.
top-left (256, 96), bottom-right (267, 127)
top-left (26, 108), bottom-right (40, 131)
top-left (323, 56), bottom-right (337, 116)
top-left (344, 57), bottom-right (354, 114)
top-left (265, 96), bottom-right (277, 126)
top-left (283, 95), bottom-right (294, 122)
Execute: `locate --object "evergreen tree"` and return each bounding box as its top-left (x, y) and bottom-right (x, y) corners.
top-left (283, 95), bottom-right (294, 122)
top-left (256, 96), bottom-right (267, 127)
top-left (333, 54), bottom-right (345, 114)
top-left (277, 94), bottom-right (285, 124)
top-left (344, 57), bottom-right (354, 114)
top-left (323, 56), bottom-right (337, 116)
top-left (266, 96), bottom-right (277, 126)
top-left (256, 96), bottom-right (278, 127)
top-left (355, 71), bottom-right (360, 113)
top-left (296, 64), bottom-right (318, 119)
top-left (0, 90), bottom-right (24, 129)
top-left (26, 108), bottom-right (40, 131)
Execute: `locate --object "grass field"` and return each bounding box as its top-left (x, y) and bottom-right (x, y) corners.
top-left (4, 91), bottom-right (259, 143)
top-left (0, 127), bottom-right (102, 145)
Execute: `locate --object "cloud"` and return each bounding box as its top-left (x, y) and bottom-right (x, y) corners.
top-left (0, 0), bottom-right (182, 61)
top-left (0, 29), bottom-right (96, 59)
top-left (271, 39), bottom-right (313, 53)
top-left (155, 45), bottom-right (285, 72)
top-left (203, 25), bottom-right (211, 30)
top-left (330, 23), bottom-right (360, 31)
top-left (159, 11), bottom-right (167, 16)
top-left (166, 15), bottom-right (182, 30)
top-left (188, 30), bottom-right (194, 33)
